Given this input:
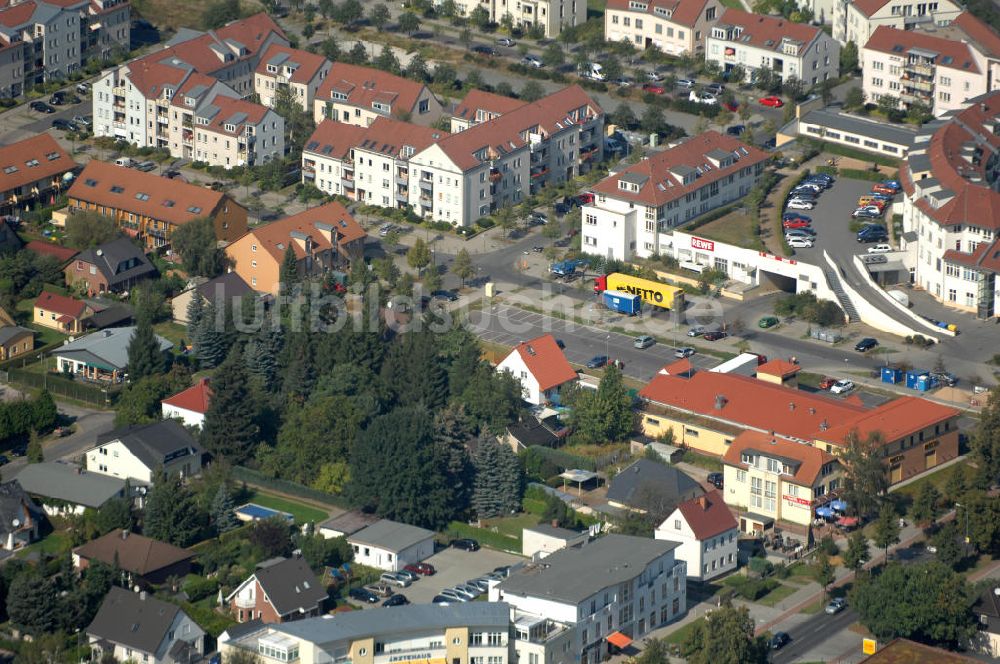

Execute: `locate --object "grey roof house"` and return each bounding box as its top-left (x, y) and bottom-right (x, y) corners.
top-left (86, 419), bottom-right (202, 484)
top-left (172, 272), bottom-right (253, 325)
top-left (226, 557), bottom-right (327, 624)
top-left (87, 587), bottom-right (205, 664)
top-left (68, 237), bottom-right (158, 295)
top-left (0, 480), bottom-right (45, 551)
top-left (347, 519), bottom-right (436, 572)
top-left (54, 326), bottom-right (172, 383)
top-left (606, 458), bottom-right (704, 516)
top-left (14, 461), bottom-right (126, 515)
top-left (317, 510), bottom-right (379, 540)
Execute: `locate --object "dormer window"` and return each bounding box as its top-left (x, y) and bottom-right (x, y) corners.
top-left (110, 185), bottom-right (124, 193)
top-left (330, 91), bottom-right (348, 101)
top-left (135, 192), bottom-right (150, 201)
top-left (741, 452), bottom-right (754, 465)
top-left (617, 180), bottom-right (639, 192)
top-left (224, 123), bottom-right (236, 132)
top-left (372, 101), bottom-right (390, 113)
top-left (185, 96), bottom-right (195, 107)
top-left (266, 64), bottom-right (278, 73)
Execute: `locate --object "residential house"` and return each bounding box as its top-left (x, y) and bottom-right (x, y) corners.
top-left (491, 534), bottom-right (687, 663)
top-left (171, 272), bottom-right (253, 324)
top-left (497, 334), bottom-right (578, 406)
top-left (522, 523), bottom-right (589, 560)
top-left (347, 519), bottom-right (435, 572)
top-left (0, 480), bottom-right (44, 550)
top-left (67, 161), bottom-right (248, 250)
top-left (220, 604), bottom-right (514, 664)
top-left (93, 13), bottom-right (287, 147)
top-left (33, 291), bottom-right (93, 334)
top-left (0, 133), bottom-right (77, 217)
top-left (504, 411), bottom-right (570, 451)
top-left (453, 0), bottom-right (586, 38)
top-left (227, 557), bottom-right (327, 624)
top-left (604, 0), bottom-right (722, 56)
top-left (655, 490), bottom-right (738, 581)
top-left (13, 460), bottom-right (126, 516)
top-left (85, 300), bottom-right (135, 329)
top-left (582, 131), bottom-right (769, 261)
top-left (706, 10), bottom-right (839, 87)
top-left (313, 62), bottom-right (443, 127)
top-left (0, 35), bottom-right (26, 99)
top-left (606, 458), bottom-right (704, 515)
top-left (302, 117), bottom-right (446, 206)
top-left (87, 587), bottom-right (205, 664)
top-left (225, 201), bottom-right (366, 294)
top-left (55, 326), bottom-right (172, 383)
top-left (317, 510), bottom-right (379, 540)
top-left (75, 531), bottom-right (193, 584)
top-left (450, 89), bottom-right (526, 132)
top-left (255, 44), bottom-right (331, 112)
top-left (0, 325), bottom-right (33, 361)
top-left (84, 419), bottom-right (202, 483)
top-left (862, 26), bottom-right (989, 116)
top-left (972, 585), bottom-right (1000, 659)
top-left (65, 237), bottom-right (158, 296)
top-left (161, 377), bottom-right (211, 428)
top-left (833, 0), bottom-right (963, 48)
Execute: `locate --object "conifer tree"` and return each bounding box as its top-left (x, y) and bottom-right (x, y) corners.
top-left (201, 349), bottom-right (260, 463)
top-left (127, 312), bottom-right (166, 381)
top-left (472, 435), bottom-right (523, 518)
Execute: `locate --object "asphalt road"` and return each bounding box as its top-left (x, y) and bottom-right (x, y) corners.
top-left (0, 405), bottom-right (114, 478)
top-left (0, 93), bottom-right (91, 145)
top-left (769, 606), bottom-right (858, 664)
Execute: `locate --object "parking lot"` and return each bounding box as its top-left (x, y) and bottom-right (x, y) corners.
top-left (787, 177), bottom-right (885, 265)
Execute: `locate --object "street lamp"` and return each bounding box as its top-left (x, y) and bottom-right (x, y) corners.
top-left (605, 334), bottom-right (610, 361)
top-left (955, 501), bottom-right (970, 557)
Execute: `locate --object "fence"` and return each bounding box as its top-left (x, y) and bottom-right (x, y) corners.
top-left (231, 465), bottom-right (350, 510)
top-left (2, 368), bottom-right (116, 407)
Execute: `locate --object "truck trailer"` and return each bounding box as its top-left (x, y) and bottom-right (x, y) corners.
top-left (602, 290), bottom-right (641, 315)
top-left (594, 273), bottom-right (685, 311)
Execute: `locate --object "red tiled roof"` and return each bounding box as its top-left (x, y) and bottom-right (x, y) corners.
top-left (864, 26), bottom-right (980, 74)
top-left (199, 93), bottom-right (271, 137)
top-left (256, 44), bottom-right (329, 84)
top-left (164, 13), bottom-right (285, 75)
top-left (0, 134), bottom-right (76, 196)
top-left (240, 200), bottom-right (365, 263)
top-left (943, 240), bottom-right (1000, 273)
top-left (606, 0), bottom-right (716, 28)
top-left (0, 1), bottom-right (37, 28)
top-left (715, 8), bottom-right (822, 54)
top-left (123, 58), bottom-right (190, 100)
top-left (851, 0), bottom-right (892, 17)
top-left (591, 131), bottom-right (769, 207)
top-left (676, 489), bottom-right (737, 539)
top-left (757, 359), bottom-right (801, 378)
top-left (354, 116), bottom-right (447, 157)
top-left (34, 291), bottom-right (87, 319)
top-left (662, 358), bottom-right (693, 375)
top-left (510, 334), bottom-right (578, 392)
top-left (68, 161), bottom-right (234, 228)
top-left (162, 378), bottom-right (212, 414)
top-left (452, 89), bottom-right (526, 124)
top-left (951, 12), bottom-right (1000, 57)
top-left (817, 396), bottom-right (959, 447)
top-left (723, 430), bottom-right (837, 486)
top-left (316, 63), bottom-right (431, 116)
top-left (26, 240), bottom-right (78, 263)
top-left (303, 119), bottom-right (370, 161)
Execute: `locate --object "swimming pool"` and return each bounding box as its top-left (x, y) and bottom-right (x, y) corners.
top-left (234, 503), bottom-right (294, 523)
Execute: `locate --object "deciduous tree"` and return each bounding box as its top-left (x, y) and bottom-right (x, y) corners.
top-left (452, 248), bottom-right (474, 286)
top-left (407, 238), bottom-right (432, 272)
top-left (842, 529), bottom-right (870, 575)
top-left (841, 430), bottom-right (888, 519)
top-left (873, 502), bottom-right (901, 562)
top-left (682, 599), bottom-right (769, 664)
top-left (368, 2), bottom-right (390, 30)
top-left (398, 11), bottom-right (420, 35)
top-left (910, 481), bottom-right (941, 527)
top-left (170, 216), bottom-right (227, 278)
top-left (970, 387), bottom-right (1000, 485)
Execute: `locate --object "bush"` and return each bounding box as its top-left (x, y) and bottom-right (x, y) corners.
top-left (475, 217), bottom-right (496, 229)
top-left (748, 556), bottom-right (774, 578)
top-left (183, 576), bottom-right (219, 602)
top-left (670, 98), bottom-right (721, 118)
top-left (819, 535), bottom-right (839, 556)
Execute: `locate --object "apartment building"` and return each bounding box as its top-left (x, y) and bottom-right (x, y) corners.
top-left (453, 0), bottom-right (586, 38)
top-left (0, 133), bottom-right (76, 218)
top-left (66, 160), bottom-right (247, 249)
top-left (407, 85), bottom-right (603, 226)
top-left (604, 0), bottom-right (722, 56)
top-left (581, 131), bottom-right (768, 261)
top-left (900, 91), bottom-right (1000, 318)
top-left (706, 9), bottom-right (840, 87)
top-left (450, 89), bottom-right (525, 132)
top-left (833, 0), bottom-right (962, 48)
top-left (219, 604), bottom-right (514, 664)
top-left (313, 62), bottom-right (443, 128)
top-left (93, 13), bottom-right (287, 147)
top-left (302, 116), bottom-right (446, 206)
top-left (0, 34), bottom-right (26, 98)
top-left (655, 490), bottom-right (738, 581)
top-left (862, 26), bottom-right (988, 116)
top-left (491, 535), bottom-right (687, 664)
top-left (254, 44), bottom-right (330, 112)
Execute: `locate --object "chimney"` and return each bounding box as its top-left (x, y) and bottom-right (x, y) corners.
top-left (789, 402), bottom-right (796, 411)
top-left (698, 496), bottom-right (708, 510)
top-left (121, 529), bottom-right (129, 540)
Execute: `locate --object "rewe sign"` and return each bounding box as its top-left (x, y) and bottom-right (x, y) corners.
top-left (691, 236), bottom-right (715, 251)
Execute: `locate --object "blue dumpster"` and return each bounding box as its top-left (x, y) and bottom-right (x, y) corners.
top-left (881, 367), bottom-right (904, 384)
top-left (905, 369), bottom-right (929, 390)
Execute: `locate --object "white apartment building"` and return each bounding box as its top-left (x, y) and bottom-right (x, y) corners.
top-left (313, 62), bottom-right (443, 128)
top-left (604, 0), bottom-right (722, 56)
top-left (181, 90), bottom-right (284, 168)
top-left (582, 131), bottom-right (769, 261)
top-left (832, 0), bottom-right (962, 47)
top-left (706, 9), bottom-right (840, 87)
top-left (491, 535), bottom-right (687, 664)
top-left (453, 0), bottom-right (586, 38)
top-left (862, 26), bottom-right (989, 116)
top-left (655, 490), bottom-right (738, 581)
top-left (407, 84), bottom-right (603, 226)
top-left (254, 44), bottom-right (330, 112)
top-left (302, 116), bottom-right (445, 204)
top-left (220, 604), bottom-right (514, 664)
top-left (450, 89), bottom-right (526, 132)
top-left (899, 91), bottom-right (1000, 318)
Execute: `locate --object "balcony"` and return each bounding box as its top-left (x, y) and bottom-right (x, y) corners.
top-left (396, 190), bottom-right (408, 202)
top-left (419, 178), bottom-right (433, 191)
top-left (905, 62), bottom-right (933, 77)
top-left (343, 162), bottom-right (354, 172)
top-left (489, 168), bottom-right (502, 183)
top-left (580, 146), bottom-right (598, 161)
top-left (112, 85), bottom-right (125, 96)
top-left (397, 171), bottom-right (408, 183)
top-left (419, 194), bottom-right (432, 205)
top-left (530, 167), bottom-right (549, 179)
top-left (343, 173), bottom-right (354, 182)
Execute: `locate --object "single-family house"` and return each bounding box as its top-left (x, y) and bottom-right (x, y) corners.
top-left (85, 301), bottom-right (135, 330)
top-left (171, 272), bottom-right (253, 325)
top-left (14, 461), bottom-right (126, 516)
top-left (64, 237), bottom-right (158, 296)
top-left (606, 458), bottom-right (704, 515)
top-left (655, 489), bottom-right (738, 581)
top-left (0, 325), bottom-right (33, 361)
top-left (84, 419), bottom-right (202, 484)
top-left (87, 587), bottom-right (205, 664)
top-left (522, 523), bottom-right (589, 560)
top-left (227, 557), bottom-right (327, 624)
top-left (971, 585), bottom-right (1000, 659)
top-left (318, 510), bottom-right (379, 540)
top-left (347, 519), bottom-right (435, 572)
top-left (504, 411), bottom-right (569, 451)
top-left (74, 530), bottom-right (194, 585)
top-left (161, 378), bottom-right (212, 429)
top-left (33, 291), bottom-right (93, 334)
top-left (0, 480), bottom-right (44, 551)
top-left (54, 326), bottom-right (172, 384)
top-left (496, 334), bottom-right (578, 406)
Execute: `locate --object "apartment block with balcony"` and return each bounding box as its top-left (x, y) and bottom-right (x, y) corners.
top-left (301, 120), bottom-right (369, 198)
top-left (832, 0), bottom-right (962, 47)
top-left (254, 44), bottom-right (330, 113)
top-left (0, 36), bottom-right (26, 98)
top-left (314, 62), bottom-right (443, 128)
top-left (604, 0), bottom-right (722, 57)
top-left (862, 26), bottom-right (988, 116)
top-left (491, 535), bottom-right (687, 664)
top-left (581, 131), bottom-right (768, 261)
top-left (0, 0), bottom-right (80, 86)
top-left (705, 9), bottom-right (839, 87)
top-left (452, 0), bottom-right (585, 38)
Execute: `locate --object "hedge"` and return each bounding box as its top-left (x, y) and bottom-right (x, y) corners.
top-left (527, 445), bottom-right (597, 472)
top-left (5, 368), bottom-right (117, 407)
top-left (231, 466), bottom-right (350, 509)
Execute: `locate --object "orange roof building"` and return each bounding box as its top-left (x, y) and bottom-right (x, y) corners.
top-left (33, 291), bottom-right (92, 334)
top-left (161, 378), bottom-right (212, 429)
top-left (496, 334), bottom-right (578, 407)
top-left (655, 489), bottom-right (739, 581)
top-left (605, 0), bottom-right (724, 58)
top-left (313, 62), bottom-right (444, 128)
top-left (254, 44), bottom-right (332, 113)
top-left (0, 134), bottom-right (77, 218)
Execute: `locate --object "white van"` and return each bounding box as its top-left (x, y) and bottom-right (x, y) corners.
top-left (115, 157), bottom-right (137, 168)
top-left (582, 63), bottom-right (605, 81)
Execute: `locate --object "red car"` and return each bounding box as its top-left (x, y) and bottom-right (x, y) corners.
top-left (642, 82), bottom-right (666, 95)
top-left (818, 377), bottom-right (837, 390)
top-left (783, 218), bottom-right (812, 230)
top-left (871, 184), bottom-right (896, 195)
top-left (759, 96), bottom-right (784, 108)
top-left (404, 562), bottom-right (436, 576)
top-left (723, 100), bottom-right (739, 112)
top-left (576, 192), bottom-right (595, 205)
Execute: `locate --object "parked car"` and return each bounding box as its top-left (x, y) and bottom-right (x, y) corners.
top-left (72, 114), bottom-right (92, 128)
top-left (689, 91), bottom-right (717, 105)
top-left (758, 316), bottom-right (779, 328)
top-left (452, 538), bottom-right (480, 551)
top-left (852, 208), bottom-right (882, 219)
top-left (404, 562), bottom-right (436, 576)
top-left (759, 95), bottom-right (784, 107)
top-left (687, 326), bottom-right (705, 337)
top-left (783, 218), bottom-right (812, 230)
top-left (857, 226), bottom-right (888, 243)
top-left (611, 76), bottom-right (633, 87)
top-left (707, 472), bottom-right (724, 489)
top-left (806, 174), bottom-right (834, 187)
top-left (51, 118), bottom-right (75, 131)
top-left (456, 583), bottom-right (482, 598)
top-left (787, 237), bottom-right (814, 248)
top-left (726, 124), bottom-right (746, 136)
top-left (348, 587), bottom-right (380, 604)
top-left (932, 371), bottom-right (958, 386)
top-left (521, 55), bottom-right (544, 68)
top-left (472, 45), bottom-right (498, 56)
top-left (529, 211), bottom-right (548, 225)
top-left (49, 91), bottom-right (66, 105)
top-left (818, 377), bottom-right (837, 390)
top-left (676, 78), bottom-right (696, 89)
top-left (705, 82), bottom-right (725, 95)
top-left (854, 337), bottom-right (879, 352)
top-left (162, 168), bottom-right (182, 179)
top-left (431, 595), bottom-right (452, 605)
top-left (76, 82), bottom-right (91, 94)
top-left (674, 347), bottom-right (696, 358)
top-left (30, 101), bottom-right (55, 113)
top-left (825, 598), bottom-right (847, 614)
top-left (867, 243), bottom-right (893, 254)
top-left (383, 594), bottom-right (409, 607)
top-left (446, 586), bottom-right (476, 601)
top-left (785, 228), bottom-right (817, 239)
top-left (466, 578), bottom-right (490, 593)
top-left (586, 355), bottom-right (609, 369)
top-left (872, 183), bottom-right (898, 195)
top-left (496, 37), bottom-right (516, 47)
top-left (642, 82), bottom-right (666, 95)
top-left (439, 589), bottom-right (470, 602)
top-left (783, 212), bottom-right (812, 223)
top-left (136, 160), bottom-right (157, 172)
top-left (786, 200), bottom-right (814, 210)
top-left (381, 572), bottom-right (411, 588)
top-left (634, 335), bottom-right (655, 349)
top-left (793, 182), bottom-right (823, 194)
top-left (553, 202), bottom-right (571, 216)
top-left (830, 380), bottom-right (855, 394)
top-left (770, 632), bottom-right (790, 650)
top-left (366, 583), bottom-right (394, 598)
top-left (395, 569), bottom-right (418, 583)
top-left (432, 289), bottom-right (459, 302)
top-left (703, 330), bottom-right (728, 341)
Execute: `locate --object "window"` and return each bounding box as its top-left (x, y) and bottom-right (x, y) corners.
top-left (736, 470), bottom-right (746, 483)
top-left (939, 91), bottom-right (951, 102)
top-left (674, 519), bottom-right (681, 530)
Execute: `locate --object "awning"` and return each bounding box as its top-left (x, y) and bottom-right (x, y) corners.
top-left (56, 314), bottom-right (75, 324)
top-left (829, 499), bottom-right (848, 512)
top-left (607, 632), bottom-right (632, 649)
top-left (836, 516), bottom-right (859, 527)
top-left (815, 506), bottom-right (836, 518)
top-left (743, 512), bottom-right (775, 526)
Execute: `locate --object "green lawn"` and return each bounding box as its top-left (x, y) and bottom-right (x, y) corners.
top-left (680, 449), bottom-right (724, 472)
top-left (756, 582), bottom-right (799, 607)
top-left (718, 0), bottom-right (744, 7)
top-left (486, 513), bottom-right (543, 541)
top-left (892, 462), bottom-right (965, 517)
top-left (153, 321), bottom-right (190, 351)
top-left (695, 211), bottom-right (762, 251)
top-left (16, 530), bottom-right (72, 559)
top-left (800, 597), bottom-right (827, 614)
top-left (245, 490), bottom-right (330, 524)
top-left (663, 617), bottom-right (706, 646)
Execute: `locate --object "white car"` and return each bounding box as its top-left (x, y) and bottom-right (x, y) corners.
top-left (646, 70), bottom-right (664, 81)
top-left (868, 243), bottom-right (892, 254)
top-left (787, 237), bottom-right (814, 248)
top-left (521, 55), bottom-right (543, 68)
top-left (677, 78), bottom-right (696, 89)
top-left (496, 37), bottom-right (516, 47)
top-left (689, 91), bottom-right (718, 105)
top-left (786, 200), bottom-right (815, 210)
top-left (830, 379), bottom-right (855, 394)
